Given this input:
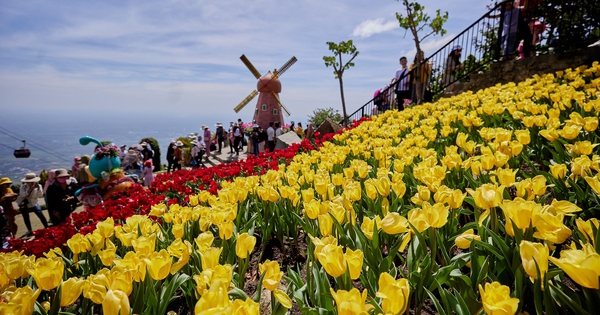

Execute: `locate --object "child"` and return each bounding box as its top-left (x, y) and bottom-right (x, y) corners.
top-left (142, 160), bottom-right (154, 187)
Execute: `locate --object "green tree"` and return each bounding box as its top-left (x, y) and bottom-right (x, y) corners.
top-left (323, 40), bottom-right (359, 127)
top-left (396, 0), bottom-right (448, 104)
top-left (307, 107), bottom-right (343, 127)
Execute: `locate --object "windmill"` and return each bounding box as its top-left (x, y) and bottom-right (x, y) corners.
top-left (234, 54), bottom-right (297, 129)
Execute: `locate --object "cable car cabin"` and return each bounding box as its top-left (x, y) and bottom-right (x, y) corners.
top-left (14, 148), bottom-right (31, 158)
top-left (14, 141), bottom-right (31, 158)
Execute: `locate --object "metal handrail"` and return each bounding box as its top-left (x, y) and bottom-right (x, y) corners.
top-left (345, 0), bottom-right (599, 124)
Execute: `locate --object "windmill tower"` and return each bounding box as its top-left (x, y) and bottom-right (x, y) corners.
top-left (234, 55), bottom-right (297, 129)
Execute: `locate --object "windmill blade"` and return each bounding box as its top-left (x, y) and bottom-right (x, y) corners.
top-left (234, 90), bottom-right (258, 113)
top-left (272, 92), bottom-right (291, 117)
top-left (274, 56), bottom-right (297, 77)
top-left (240, 54), bottom-right (262, 79)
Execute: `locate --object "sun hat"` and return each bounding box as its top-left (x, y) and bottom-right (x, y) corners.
top-left (451, 45), bottom-right (462, 51)
top-left (191, 140), bottom-right (198, 145)
top-left (141, 142), bottom-right (148, 147)
top-left (22, 173), bottom-right (40, 183)
top-left (215, 122), bottom-right (223, 127)
top-left (0, 177), bottom-right (12, 186)
top-left (55, 168), bottom-right (70, 178)
top-left (143, 160), bottom-right (153, 167)
top-left (176, 141), bottom-right (184, 147)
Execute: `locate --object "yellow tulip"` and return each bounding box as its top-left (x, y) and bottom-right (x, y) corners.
top-left (172, 223), bottom-right (185, 239)
top-left (232, 298), bottom-right (260, 315)
top-left (422, 202), bottom-right (449, 229)
top-left (169, 240), bottom-right (192, 274)
top-left (96, 217), bottom-right (115, 239)
top-left (455, 228), bottom-right (481, 249)
top-left (381, 212), bottom-right (409, 235)
top-left (376, 272), bottom-right (410, 315)
top-left (344, 248), bottom-right (364, 280)
top-left (549, 243), bottom-right (600, 289)
top-left (466, 183), bottom-right (504, 210)
top-left (539, 128), bottom-right (559, 141)
top-left (519, 240), bottom-right (549, 280)
top-left (500, 198), bottom-right (539, 237)
top-left (67, 233), bottom-right (92, 262)
top-left (318, 213), bottom-right (334, 237)
top-left (364, 179), bottom-right (378, 200)
top-left (360, 216), bottom-right (382, 240)
top-left (316, 244), bottom-right (347, 278)
top-left (344, 181), bottom-right (362, 202)
top-left (304, 199), bottom-right (321, 220)
top-left (194, 279), bottom-right (232, 313)
top-left (84, 275), bottom-right (108, 304)
top-left (195, 231), bottom-right (214, 252)
top-left (575, 217), bottom-right (599, 245)
top-left (585, 175), bottom-right (600, 195)
top-left (98, 243), bottom-right (117, 267)
top-left (273, 289), bottom-right (292, 309)
top-left (375, 176), bottom-right (391, 197)
top-left (218, 221), bottom-right (234, 240)
top-left (1, 286), bottom-right (41, 315)
top-left (330, 288), bottom-right (374, 315)
top-left (258, 260), bottom-right (283, 291)
top-left (200, 247), bottom-right (223, 270)
top-left (558, 124), bottom-right (581, 140)
top-left (131, 234), bottom-right (156, 255)
top-left (236, 233), bottom-right (257, 259)
top-left (1, 252), bottom-right (28, 281)
top-left (532, 212), bottom-right (571, 245)
top-left (143, 249), bottom-right (172, 280)
top-left (391, 180), bottom-right (407, 198)
top-left (26, 257), bottom-right (64, 291)
top-left (514, 129), bottom-right (531, 145)
top-left (549, 163), bottom-right (567, 179)
top-left (102, 289), bottom-right (130, 315)
top-left (531, 175), bottom-right (548, 196)
top-left (583, 116), bottom-right (598, 132)
top-left (331, 173), bottom-right (345, 186)
top-left (309, 235), bottom-right (338, 257)
top-left (478, 282), bottom-right (520, 315)
top-left (494, 168), bottom-right (517, 187)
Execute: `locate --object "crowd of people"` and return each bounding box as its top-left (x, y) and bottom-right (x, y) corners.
top-left (168, 119), bottom-right (308, 171)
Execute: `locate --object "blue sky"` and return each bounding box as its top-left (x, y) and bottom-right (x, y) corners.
top-left (0, 0), bottom-right (489, 123)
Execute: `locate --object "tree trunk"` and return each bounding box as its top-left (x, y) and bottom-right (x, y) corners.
top-left (338, 74), bottom-right (348, 127)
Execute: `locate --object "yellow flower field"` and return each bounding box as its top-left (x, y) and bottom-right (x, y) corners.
top-left (1, 62), bottom-right (600, 314)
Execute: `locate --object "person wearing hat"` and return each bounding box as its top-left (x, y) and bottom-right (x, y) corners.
top-left (15, 173), bottom-right (49, 237)
top-left (173, 141), bottom-right (184, 171)
top-left (215, 122), bottom-right (225, 154)
top-left (443, 45), bottom-right (464, 93)
top-left (46, 169), bottom-right (77, 225)
top-left (203, 125), bottom-right (212, 160)
top-left (0, 177), bottom-right (18, 238)
top-left (119, 145), bottom-right (127, 162)
top-left (140, 142), bottom-right (154, 163)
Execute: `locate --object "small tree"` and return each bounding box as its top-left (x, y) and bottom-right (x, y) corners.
top-left (323, 40), bottom-right (359, 127)
top-left (307, 107), bottom-right (344, 127)
top-left (396, 0), bottom-right (448, 104)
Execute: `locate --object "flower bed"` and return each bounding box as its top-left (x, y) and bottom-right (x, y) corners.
top-left (1, 63), bottom-right (600, 314)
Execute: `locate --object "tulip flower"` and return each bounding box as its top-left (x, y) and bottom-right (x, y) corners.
top-left (478, 282), bottom-right (520, 315)
top-left (519, 240), bottom-right (549, 280)
top-left (549, 243), bottom-right (600, 289)
top-left (232, 298), bottom-right (260, 315)
top-left (102, 289), bottom-right (130, 315)
top-left (195, 231), bottom-right (214, 252)
top-left (259, 260), bottom-right (283, 291)
top-left (455, 228), bottom-right (481, 249)
top-left (26, 257), bottom-right (64, 291)
top-left (143, 249), bottom-right (172, 281)
top-left (575, 217), bottom-right (599, 245)
top-left (318, 213), bottom-right (334, 236)
top-left (200, 247), bottom-right (223, 270)
top-left (330, 288), bottom-right (374, 315)
top-left (195, 280), bottom-right (232, 313)
top-left (96, 217), bottom-right (115, 239)
top-left (273, 289), bottom-right (292, 309)
top-left (235, 233), bottom-right (257, 259)
top-left (499, 198), bottom-right (540, 236)
top-left (316, 244), bottom-right (347, 278)
top-left (381, 212), bottom-right (409, 235)
top-left (532, 212), bottom-right (571, 245)
top-left (494, 168), bottom-right (518, 187)
top-left (131, 234), bottom-right (157, 255)
top-left (376, 272), bottom-right (410, 315)
top-left (344, 248), bottom-right (364, 280)
top-left (549, 163), bottom-right (567, 179)
top-left (585, 175), bottom-right (600, 195)
top-left (0, 286), bottom-right (41, 315)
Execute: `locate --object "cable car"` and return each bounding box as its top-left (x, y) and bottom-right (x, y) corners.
top-left (14, 140), bottom-right (31, 158)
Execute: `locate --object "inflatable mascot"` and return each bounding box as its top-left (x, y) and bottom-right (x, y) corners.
top-left (75, 136), bottom-right (136, 202)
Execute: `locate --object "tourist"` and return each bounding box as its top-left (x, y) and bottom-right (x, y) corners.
top-left (410, 50), bottom-right (433, 103)
top-left (203, 125), bottom-right (212, 160)
top-left (173, 141), bottom-right (183, 171)
top-left (46, 168), bottom-right (77, 225)
top-left (251, 124), bottom-right (260, 156)
top-left (0, 178), bottom-right (18, 237)
top-left (443, 46), bottom-right (464, 93)
top-left (215, 122), bottom-right (225, 154)
top-left (228, 122), bottom-right (235, 154)
top-left (142, 160), bottom-right (154, 187)
top-left (76, 155), bottom-right (91, 187)
top-left (275, 122), bottom-right (282, 147)
top-left (394, 56), bottom-right (411, 109)
top-left (15, 173), bottom-right (49, 236)
top-left (489, 1), bottom-right (519, 58)
top-left (267, 122), bottom-right (275, 152)
top-left (71, 157), bottom-right (81, 179)
top-left (119, 145), bottom-right (127, 162)
top-left (295, 122), bottom-right (304, 139)
top-left (233, 123), bottom-right (242, 156)
top-left (166, 140), bottom-right (176, 172)
top-left (141, 142), bottom-right (154, 162)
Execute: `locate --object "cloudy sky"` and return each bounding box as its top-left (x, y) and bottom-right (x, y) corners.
top-left (0, 0), bottom-right (489, 123)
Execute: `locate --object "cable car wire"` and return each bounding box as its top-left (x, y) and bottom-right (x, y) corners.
top-left (0, 128), bottom-right (72, 163)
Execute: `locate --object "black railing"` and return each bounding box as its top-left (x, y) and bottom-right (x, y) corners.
top-left (345, 0), bottom-right (600, 124)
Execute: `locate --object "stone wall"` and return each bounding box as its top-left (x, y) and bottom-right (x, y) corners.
top-left (453, 46), bottom-right (600, 95)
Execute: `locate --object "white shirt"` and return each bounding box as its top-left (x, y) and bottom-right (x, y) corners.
top-left (395, 67), bottom-right (410, 91)
top-left (16, 183), bottom-right (43, 207)
top-left (267, 127), bottom-right (275, 141)
top-left (275, 128), bottom-right (282, 139)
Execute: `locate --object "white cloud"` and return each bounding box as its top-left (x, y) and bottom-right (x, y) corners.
top-left (353, 18), bottom-right (398, 38)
